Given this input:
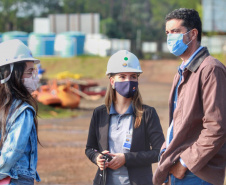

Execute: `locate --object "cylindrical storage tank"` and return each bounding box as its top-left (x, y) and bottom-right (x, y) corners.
top-left (72, 32), bottom-right (85, 55)
top-left (2, 31), bottom-right (28, 45)
top-left (54, 32), bottom-right (85, 57)
top-left (28, 33), bottom-right (55, 57)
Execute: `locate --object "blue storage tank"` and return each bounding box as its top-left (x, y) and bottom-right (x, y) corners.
top-left (2, 31), bottom-right (28, 45)
top-left (28, 33), bottom-right (55, 56)
top-left (54, 31), bottom-right (85, 57)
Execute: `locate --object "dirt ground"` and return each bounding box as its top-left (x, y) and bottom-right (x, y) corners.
top-left (34, 59), bottom-right (208, 185)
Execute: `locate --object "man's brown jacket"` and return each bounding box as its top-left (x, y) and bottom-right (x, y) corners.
top-left (153, 47), bottom-right (226, 185)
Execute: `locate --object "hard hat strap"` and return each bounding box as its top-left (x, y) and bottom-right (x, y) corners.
top-left (0, 64), bottom-right (14, 84)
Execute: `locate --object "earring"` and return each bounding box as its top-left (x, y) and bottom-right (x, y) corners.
top-left (112, 84), bottom-right (115, 89)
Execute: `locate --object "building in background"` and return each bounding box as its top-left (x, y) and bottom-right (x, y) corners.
top-left (202, 0), bottom-right (226, 32)
top-left (33, 13), bottom-right (128, 57)
top-left (34, 13), bottom-right (100, 34)
top-left (84, 34), bottom-right (131, 57)
top-left (34, 18), bottom-right (51, 34)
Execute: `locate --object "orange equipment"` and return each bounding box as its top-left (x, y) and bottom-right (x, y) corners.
top-left (34, 80), bottom-right (80, 108)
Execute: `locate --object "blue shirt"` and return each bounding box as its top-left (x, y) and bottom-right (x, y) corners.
top-left (106, 103), bottom-right (134, 185)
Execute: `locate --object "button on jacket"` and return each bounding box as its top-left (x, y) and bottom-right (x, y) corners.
top-left (153, 47), bottom-right (226, 185)
top-left (86, 104), bottom-right (165, 185)
top-left (0, 99), bottom-right (40, 182)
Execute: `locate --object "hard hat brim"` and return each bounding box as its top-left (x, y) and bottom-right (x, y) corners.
top-left (106, 68), bottom-right (143, 75)
top-left (0, 57), bottom-right (40, 67)
top-left (18, 57), bottom-right (40, 64)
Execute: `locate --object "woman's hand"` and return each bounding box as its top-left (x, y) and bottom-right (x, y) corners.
top-left (96, 150), bottom-right (110, 170)
top-left (108, 153), bottom-right (125, 170)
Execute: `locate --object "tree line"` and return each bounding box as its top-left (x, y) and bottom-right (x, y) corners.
top-left (0, 0), bottom-right (201, 53)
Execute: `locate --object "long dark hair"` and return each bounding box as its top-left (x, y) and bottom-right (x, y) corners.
top-left (0, 61), bottom-right (40, 147)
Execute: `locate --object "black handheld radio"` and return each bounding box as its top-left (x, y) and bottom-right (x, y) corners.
top-left (92, 149), bottom-right (113, 185)
top-left (93, 149), bottom-right (113, 162)
top-left (99, 152), bottom-right (113, 162)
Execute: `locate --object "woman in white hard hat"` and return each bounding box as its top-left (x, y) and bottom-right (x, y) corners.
top-left (86, 50), bottom-right (165, 185)
top-left (0, 39), bottom-right (41, 184)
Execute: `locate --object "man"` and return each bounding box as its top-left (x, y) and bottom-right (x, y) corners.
top-left (153, 8), bottom-right (226, 185)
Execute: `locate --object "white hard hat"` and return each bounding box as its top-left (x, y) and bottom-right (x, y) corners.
top-left (0, 39), bottom-right (40, 67)
top-left (0, 39), bottom-right (40, 84)
top-left (106, 50), bottom-right (142, 75)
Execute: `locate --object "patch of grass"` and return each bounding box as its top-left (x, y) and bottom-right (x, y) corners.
top-left (37, 102), bottom-right (81, 119)
top-left (212, 53), bottom-right (226, 65)
top-left (37, 56), bottom-right (109, 79)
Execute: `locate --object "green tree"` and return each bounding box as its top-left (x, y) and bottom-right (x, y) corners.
top-left (149, 0), bottom-right (202, 42)
top-left (38, 0), bottom-right (63, 15)
top-left (101, 17), bottom-right (123, 38)
top-left (62, 0), bottom-right (110, 18)
top-left (0, 0), bottom-right (63, 32)
top-left (0, 0), bottom-right (20, 31)
top-left (0, 0), bottom-right (202, 45)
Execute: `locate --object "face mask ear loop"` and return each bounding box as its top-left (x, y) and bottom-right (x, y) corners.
top-left (0, 64), bottom-right (14, 84)
top-left (186, 39), bottom-right (193, 46)
top-left (183, 29), bottom-right (192, 36)
top-left (182, 29), bottom-right (193, 46)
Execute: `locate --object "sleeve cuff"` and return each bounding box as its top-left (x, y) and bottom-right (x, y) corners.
top-left (158, 148), bottom-right (166, 161)
top-left (179, 158), bottom-right (187, 167)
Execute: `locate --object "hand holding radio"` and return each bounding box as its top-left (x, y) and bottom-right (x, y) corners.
top-left (95, 149), bottom-right (125, 170)
top-left (96, 150), bottom-right (112, 170)
top-left (107, 153), bottom-right (126, 170)
top-left (101, 152), bottom-right (113, 162)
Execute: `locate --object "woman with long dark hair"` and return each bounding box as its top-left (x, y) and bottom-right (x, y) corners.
top-left (85, 50), bottom-right (165, 185)
top-left (0, 39), bottom-right (41, 184)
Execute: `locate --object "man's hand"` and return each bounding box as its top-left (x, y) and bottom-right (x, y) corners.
top-left (169, 161), bottom-right (187, 179)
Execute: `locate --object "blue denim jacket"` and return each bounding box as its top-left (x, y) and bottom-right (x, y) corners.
top-left (0, 99), bottom-right (41, 182)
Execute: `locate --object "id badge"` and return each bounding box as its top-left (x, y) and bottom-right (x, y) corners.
top-left (123, 132), bottom-right (132, 150)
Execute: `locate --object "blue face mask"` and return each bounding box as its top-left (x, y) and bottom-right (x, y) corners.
top-left (114, 81), bottom-right (138, 98)
top-left (167, 30), bottom-right (192, 56)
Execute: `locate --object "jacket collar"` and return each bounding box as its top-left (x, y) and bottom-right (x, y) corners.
top-left (186, 47), bottom-right (210, 73)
